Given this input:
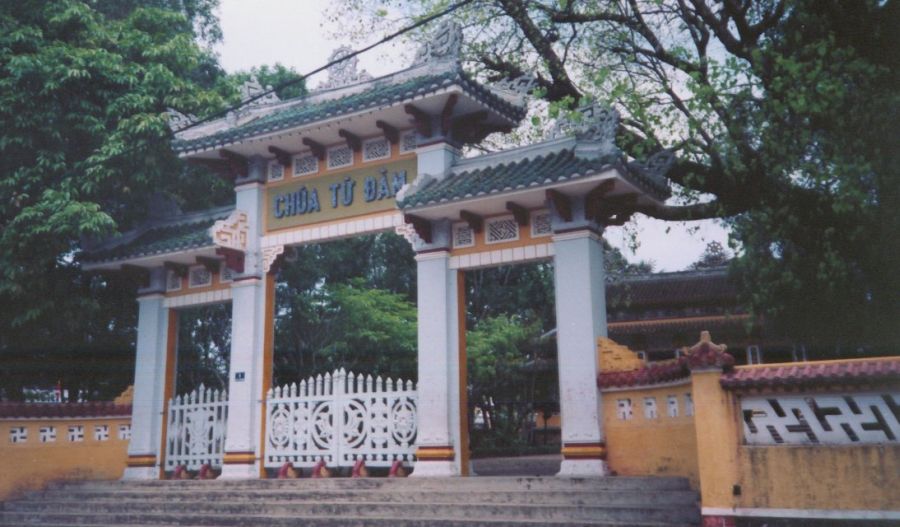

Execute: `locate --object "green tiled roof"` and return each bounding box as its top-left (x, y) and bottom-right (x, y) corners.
top-left (173, 69), bottom-right (524, 153)
top-left (398, 148), bottom-right (668, 209)
top-left (83, 208), bottom-right (233, 264)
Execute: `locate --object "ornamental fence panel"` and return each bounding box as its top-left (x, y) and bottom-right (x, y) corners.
top-left (741, 392), bottom-right (899, 446)
top-left (164, 385), bottom-right (228, 470)
top-left (264, 368), bottom-right (417, 469)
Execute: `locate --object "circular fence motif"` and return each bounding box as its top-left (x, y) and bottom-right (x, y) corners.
top-left (311, 401), bottom-right (333, 449)
top-left (391, 398), bottom-right (417, 445)
top-left (342, 399), bottom-right (367, 449)
top-left (369, 399), bottom-right (390, 446)
top-left (268, 405), bottom-right (291, 448)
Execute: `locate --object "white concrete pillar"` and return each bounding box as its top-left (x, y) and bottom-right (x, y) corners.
top-left (552, 229), bottom-right (610, 477)
top-left (412, 249), bottom-right (463, 477)
top-left (220, 157), bottom-right (271, 479)
top-left (123, 268), bottom-right (171, 480)
top-left (219, 276), bottom-right (269, 478)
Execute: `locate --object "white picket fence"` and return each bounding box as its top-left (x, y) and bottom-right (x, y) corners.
top-left (164, 385), bottom-right (228, 470)
top-left (264, 368), bottom-right (418, 469)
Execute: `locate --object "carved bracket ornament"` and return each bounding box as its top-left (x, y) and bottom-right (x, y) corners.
top-left (210, 210), bottom-right (249, 252)
top-left (262, 245), bottom-right (285, 274)
top-left (394, 223), bottom-right (423, 247)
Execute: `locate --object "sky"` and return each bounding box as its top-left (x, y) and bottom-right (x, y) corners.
top-left (214, 0), bottom-right (731, 271)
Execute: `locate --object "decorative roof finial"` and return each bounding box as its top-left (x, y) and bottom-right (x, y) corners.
top-left (166, 109), bottom-right (197, 133)
top-left (491, 74), bottom-right (538, 103)
top-left (412, 20), bottom-right (462, 65)
top-left (550, 103), bottom-right (621, 160)
top-left (685, 331), bottom-right (734, 371)
top-left (239, 75), bottom-right (280, 107)
top-left (319, 46), bottom-right (372, 90)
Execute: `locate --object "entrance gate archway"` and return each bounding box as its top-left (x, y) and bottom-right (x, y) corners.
top-left (82, 22), bottom-right (673, 480)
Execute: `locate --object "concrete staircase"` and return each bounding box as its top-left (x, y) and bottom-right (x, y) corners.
top-left (1, 476), bottom-right (700, 526)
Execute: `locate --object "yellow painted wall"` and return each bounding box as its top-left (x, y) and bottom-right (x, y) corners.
top-left (734, 444), bottom-right (900, 511)
top-left (0, 417), bottom-right (129, 501)
top-left (692, 362), bottom-right (900, 513)
top-left (602, 382), bottom-right (699, 487)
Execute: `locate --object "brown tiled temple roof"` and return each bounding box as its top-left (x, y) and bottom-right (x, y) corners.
top-left (608, 314), bottom-right (752, 335)
top-left (607, 267), bottom-right (736, 309)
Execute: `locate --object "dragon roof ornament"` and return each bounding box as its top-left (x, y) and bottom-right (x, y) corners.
top-left (226, 76), bottom-right (281, 126)
top-left (548, 103), bottom-right (621, 160)
top-left (318, 46), bottom-right (373, 90)
top-left (166, 109), bottom-right (197, 134)
top-left (412, 20), bottom-right (463, 66)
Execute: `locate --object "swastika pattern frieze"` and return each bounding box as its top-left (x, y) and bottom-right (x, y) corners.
top-left (741, 393), bottom-right (899, 445)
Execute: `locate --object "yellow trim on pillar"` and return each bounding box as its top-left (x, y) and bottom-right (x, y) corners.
top-left (157, 309), bottom-right (179, 479)
top-left (223, 452), bottom-right (256, 464)
top-left (561, 444), bottom-right (608, 460)
top-left (258, 273), bottom-right (276, 478)
top-left (416, 447), bottom-right (456, 461)
top-left (127, 454), bottom-right (158, 468)
top-left (456, 270), bottom-right (470, 476)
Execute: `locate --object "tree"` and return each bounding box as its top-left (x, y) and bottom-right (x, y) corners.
top-left (0, 0), bottom-right (231, 399)
top-left (330, 0), bottom-right (900, 350)
top-left (465, 314), bottom-right (556, 452)
top-left (273, 278), bottom-right (418, 385)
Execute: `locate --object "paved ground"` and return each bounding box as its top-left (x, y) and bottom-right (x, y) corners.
top-left (471, 454), bottom-right (562, 476)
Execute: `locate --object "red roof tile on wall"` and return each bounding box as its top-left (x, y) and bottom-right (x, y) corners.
top-left (598, 358), bottom-right (690, 389)
top-left (0, 402), bottom-right (131, 419)
top-left (720, 358), bottom-right (900, 390)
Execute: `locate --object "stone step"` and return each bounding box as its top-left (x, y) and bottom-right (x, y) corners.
top-left (55, 475), bottom-right (691, 492)
top-left (23, 488), bottom-right (699, 507)
top-left (0, 511), bottom-right (696, 527)
top-left (4, 499), bottom-right (699, 524)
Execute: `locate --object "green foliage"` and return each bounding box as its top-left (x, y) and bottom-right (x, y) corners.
top-left (175, 303), bottom-right (232, 393)
top-left (274, 278), bottom-right (418, 384)
top-left (0, 0), bottom-right (230, 399)
top-left (466, 315), bottom-right (545, 401)
top-left (227, 63), bottom-right (307, 101)
top-left (273, 233), bottom-right (418, 385)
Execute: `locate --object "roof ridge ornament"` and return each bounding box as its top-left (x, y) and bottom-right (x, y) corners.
top-left (628, 149), bottom-right (676, 183)
top-left (318, 46), bottom-right (373, 90)
top-left (166, 109), bottom-right (197, 133)
top-left (412, 20), bottom-right (463, 66)
top-left (491, 74), bottom-right (538, 104)
top-left (548, 103), bottom-right (620, 160)
top-left (239, 75), bottom-right (281, 107)
top-left (226, 76), bottom-right (281, 126)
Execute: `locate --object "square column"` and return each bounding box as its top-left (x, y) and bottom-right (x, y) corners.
top-left (552, 230), bottom-right (610, 477)
top-left (220, 157), bottom-right (272, 478)
top-left (412, 250), bottom-right (464, 477)
top-left (220, 275), bottom-right (270, 478)
top-left (123, 269), bottom-right (173, 480)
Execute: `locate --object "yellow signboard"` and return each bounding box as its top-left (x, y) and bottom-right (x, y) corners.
top-left (265, 158), bottom-right (417, 232)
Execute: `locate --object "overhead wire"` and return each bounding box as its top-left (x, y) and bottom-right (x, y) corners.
top-left (173, 0), bottom-right (475, 136)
